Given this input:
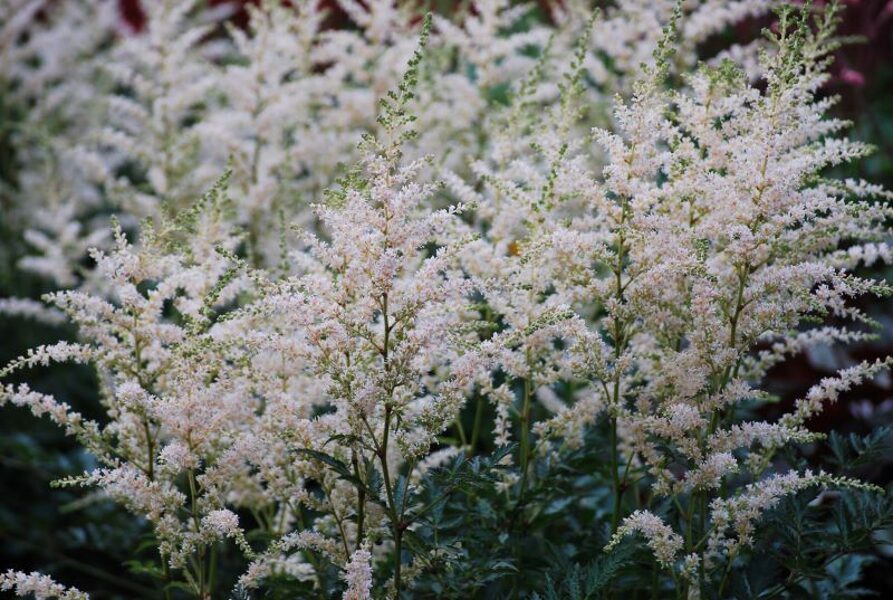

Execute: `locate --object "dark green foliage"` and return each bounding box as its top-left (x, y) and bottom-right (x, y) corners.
top-left (532, 544), bottom-right (634, 600)
top-left (828, 428), bottom-right (890, 470)
top-left (393, 425), bottom-right (893, 599)
top-left (724, 489), bottom-right (893, 599)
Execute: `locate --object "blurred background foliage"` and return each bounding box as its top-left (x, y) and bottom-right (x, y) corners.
top-left (1, 0), bottom-right (893, 597)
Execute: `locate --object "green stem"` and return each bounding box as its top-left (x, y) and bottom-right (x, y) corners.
top-left (610, 416), bottom-right (621, 532)
top-left (394, 527), bottom-right (404, 598)
top-left (470, 394), bottom-right (485, 454)
top-left (207, 543), bottom-right (217, 596)
top-left (374, 309), bottom-right (405, 597)
top-left (352, 451), bottom-right (366, 549)
top-left (187, 469), bottom-right (206, 600)
top-left (717, 560), bottom-right (733, 596)
top-left (454, 415), bottom-right (468, 448)
top-left (518, 377), bottom-right (533, 498)
top-left (609, 196), bottom-right (628, 534)
top-left (162, 560), bottom-right (173, 600)
top-left (322, 481), bottom-right (352, 560)
top-left (378, 405), bottom-right (404, 596)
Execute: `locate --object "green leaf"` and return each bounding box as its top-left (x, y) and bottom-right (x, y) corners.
top-left (294, 448), bottom-right (387, 509)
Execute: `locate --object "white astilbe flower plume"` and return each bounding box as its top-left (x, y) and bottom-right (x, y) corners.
top-left (3, 0), bottom-right (775, 283)
top-left (341, 545), bottom-right (374, 600)
top-left (0, 571), bottom-right (88, 600)
top-left (605, 510), bottom-right (684, 568)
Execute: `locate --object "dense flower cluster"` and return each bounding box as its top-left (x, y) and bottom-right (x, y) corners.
top-left (1, 0), bottom-right (774, 284)
top-left (0, 571), bottom-right (88, 600)
top-left (1, 1), bottom-right (891, 598)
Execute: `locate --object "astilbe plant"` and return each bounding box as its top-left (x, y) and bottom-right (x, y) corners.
top-left (225, 27), bottom-right (480, 595)
top-left (2, 1), bottom-right (893, 599)
top-left (1, 177), bottom-right (256, 598)
top-left (0, 0), bottom-right (774, 290)
top-left (450, 2), bottom-right (893, 597)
